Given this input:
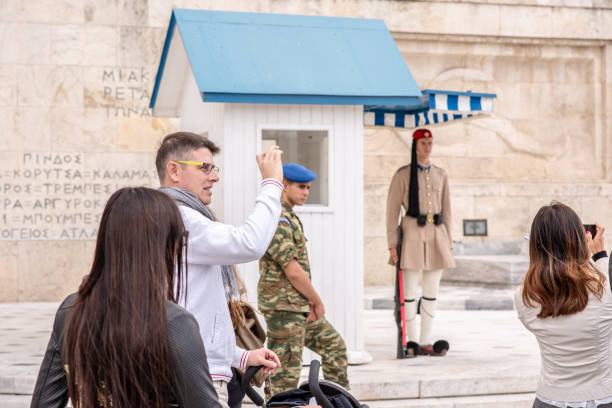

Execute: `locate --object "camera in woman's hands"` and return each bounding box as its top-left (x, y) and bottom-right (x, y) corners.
top-left (584, 224), bottom-right (597, 238)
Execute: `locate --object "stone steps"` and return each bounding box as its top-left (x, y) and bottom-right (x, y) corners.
top-left (0, 369), bottom-right (37, 395)
top-left (5, 392), bottom-right (535, 408)
top-left (364, 284), bottom-right (515, 311)
top-left (347, 373), bottom-right (537, 402)
top-left (365, 251), bottom-right (528, 312)
top-left (443, 255), bottom-right (529, 288)
top-left (360, 393), bottom-right (534, 407)
top-left (242, 391), bottom-right (535, 408)
top-left (3, 391), bottom-right (535, 408)
top-left (0, 393), bottom-right (535, 408)
top-left (8, 393), bottom-right (535, 408)
top-left (2, 369), bottom-right (537, 406)
top-left (0, 395), bottom-right (31, 408)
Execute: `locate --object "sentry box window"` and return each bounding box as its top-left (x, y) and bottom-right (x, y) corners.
top-left (463, 219), bottom-right (488, 236)
top-left (262, 129), bottom-right (329, 206)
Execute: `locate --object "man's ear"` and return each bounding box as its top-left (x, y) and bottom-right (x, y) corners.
top-left (282, 179), bottom-right (289, 192)
top-left (166, 161), bottom-right (181, 184)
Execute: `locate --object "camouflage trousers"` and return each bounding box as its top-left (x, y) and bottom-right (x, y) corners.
top-left (263, 310), bottom-right (349, 397)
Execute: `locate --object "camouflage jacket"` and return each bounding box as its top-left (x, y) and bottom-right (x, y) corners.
top-left (258, 199), bottom-right (311, 313)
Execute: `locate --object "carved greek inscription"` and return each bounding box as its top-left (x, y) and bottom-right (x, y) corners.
top-left (101, 68), bottom-right (152, 117)
top-left (0, 153), bottom-right (155, 241)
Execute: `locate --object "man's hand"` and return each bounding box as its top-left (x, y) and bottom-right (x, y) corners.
top-left (256, 146), bottom-right (283, 182)
top-left (587, 223), bottom-right (605, 255)
top-left (389, 247), bottom-right (398, 264)
top-left (306, 301), bottom-right (316, 322)
top-left (306, 300), bottom-right (325, 322)
top-left (246, 347), bottom-right (281, 374)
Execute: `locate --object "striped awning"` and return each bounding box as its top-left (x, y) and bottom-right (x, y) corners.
top-left (363, 89), bottom-right (496, 129)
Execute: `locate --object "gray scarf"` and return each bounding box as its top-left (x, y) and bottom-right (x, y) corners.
top-left (160, 186), bottom-right (240, 302)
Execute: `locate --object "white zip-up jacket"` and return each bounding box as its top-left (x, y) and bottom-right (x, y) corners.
top-left (177, 179), bottom-right (283, 382)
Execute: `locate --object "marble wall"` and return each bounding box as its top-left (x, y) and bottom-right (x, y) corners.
top-left (1, 0), bottom-right (611, 298)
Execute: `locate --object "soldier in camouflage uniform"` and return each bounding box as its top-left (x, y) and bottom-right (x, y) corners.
top-left (258, 163), bottom-right (349, 397)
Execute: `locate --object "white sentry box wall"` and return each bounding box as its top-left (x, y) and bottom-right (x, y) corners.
top-left (179, 68), bottom-right (368, 364)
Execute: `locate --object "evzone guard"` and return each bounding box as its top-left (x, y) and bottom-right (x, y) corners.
top-left (386, 128), bottom-right (456, 358)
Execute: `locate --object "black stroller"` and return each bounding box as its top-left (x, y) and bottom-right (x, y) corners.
top-left (240, 360), bottom-right (368, 408)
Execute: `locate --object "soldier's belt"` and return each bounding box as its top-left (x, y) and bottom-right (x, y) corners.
top-left (416, 213), bottom-right (443, 227)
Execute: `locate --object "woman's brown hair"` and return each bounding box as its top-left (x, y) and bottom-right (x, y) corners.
top-left (522, 202), bottom-right (605, 318)
top-left (64, 187), bottom-right (187, 408)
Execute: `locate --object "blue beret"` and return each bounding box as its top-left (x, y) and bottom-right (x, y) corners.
top-left (283, 163), bottom-right (317, 183)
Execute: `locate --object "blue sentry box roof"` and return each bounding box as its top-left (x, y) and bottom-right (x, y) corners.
top-left (150, 9), bottom-right (422, 108)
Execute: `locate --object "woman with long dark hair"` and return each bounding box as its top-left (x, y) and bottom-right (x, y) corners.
top-left (516, 202), bottom-right (612, 408)
top-left (30, 187), bottom-right (221, 408)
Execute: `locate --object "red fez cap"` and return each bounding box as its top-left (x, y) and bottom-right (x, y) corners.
top-left (412, 128), bottom-right (433, 140)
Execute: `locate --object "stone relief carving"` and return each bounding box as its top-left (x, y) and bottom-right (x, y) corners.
top-left (467, 117), bottom-right (569, 160)
top-left (412, 66), bottom-right (571, 160)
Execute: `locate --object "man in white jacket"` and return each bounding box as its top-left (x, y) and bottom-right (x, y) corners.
top-left (156, 131), bottom-right (282, 407)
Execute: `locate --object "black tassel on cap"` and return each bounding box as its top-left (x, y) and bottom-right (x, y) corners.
top-left (407, 140), bottom-right (419, 218)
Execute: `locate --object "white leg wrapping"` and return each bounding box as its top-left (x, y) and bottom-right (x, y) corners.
top-left (405, 298), bottom-right (418, 342)
top-left (419, 269), bottom-right (443, 345)
top-left (402, 269), bottom-right (420, 342)
top-left (419, 298), bottom-right (437, 345)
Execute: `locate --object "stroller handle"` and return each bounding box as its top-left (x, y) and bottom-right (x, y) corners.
top-left (308, 360), bottom-right (334, 408)
top-left (241, 365), bottom-right (265, 407)
top-left (241, 365), bottom-right (263, 391)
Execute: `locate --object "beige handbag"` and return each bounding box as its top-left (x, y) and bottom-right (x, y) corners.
top-left (231, 301), bottom-right (267, 387)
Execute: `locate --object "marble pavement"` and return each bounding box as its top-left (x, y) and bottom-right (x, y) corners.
top-left (0, 285), bottom-right (539, 408)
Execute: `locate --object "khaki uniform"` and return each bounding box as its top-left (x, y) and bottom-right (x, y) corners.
top-left (386, 163), bottom-right (455, 345)
top-left (386, 164), bottom-right (455, 270)
top-left (258, 200), bottom-right (349, 396)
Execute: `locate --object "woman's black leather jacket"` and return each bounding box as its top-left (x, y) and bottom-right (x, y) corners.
top-left (30, 294), bottom-right (222, 408)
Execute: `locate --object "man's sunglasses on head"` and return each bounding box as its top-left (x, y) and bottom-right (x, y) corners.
top-left (176, 161), bottom-right (220, 174)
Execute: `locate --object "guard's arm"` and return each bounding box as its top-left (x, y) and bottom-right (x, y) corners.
top-left (284, 259), bottom-right (323, 306)
top-left (395, 226), bottom-right (403, 265)
top-left (386, 171), bottom-right (406, 250)
top-left (441, 172), bottom-right (452, 242)
top-left (266, 221), bottom-right (324, 319)
top-left (284, 259), bottom-right (325, 321)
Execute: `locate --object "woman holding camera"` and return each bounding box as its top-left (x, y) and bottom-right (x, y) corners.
top-left (30, 187), bottom-right (221, 408)
top-left (515, 202), bottom-right (612, 408)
